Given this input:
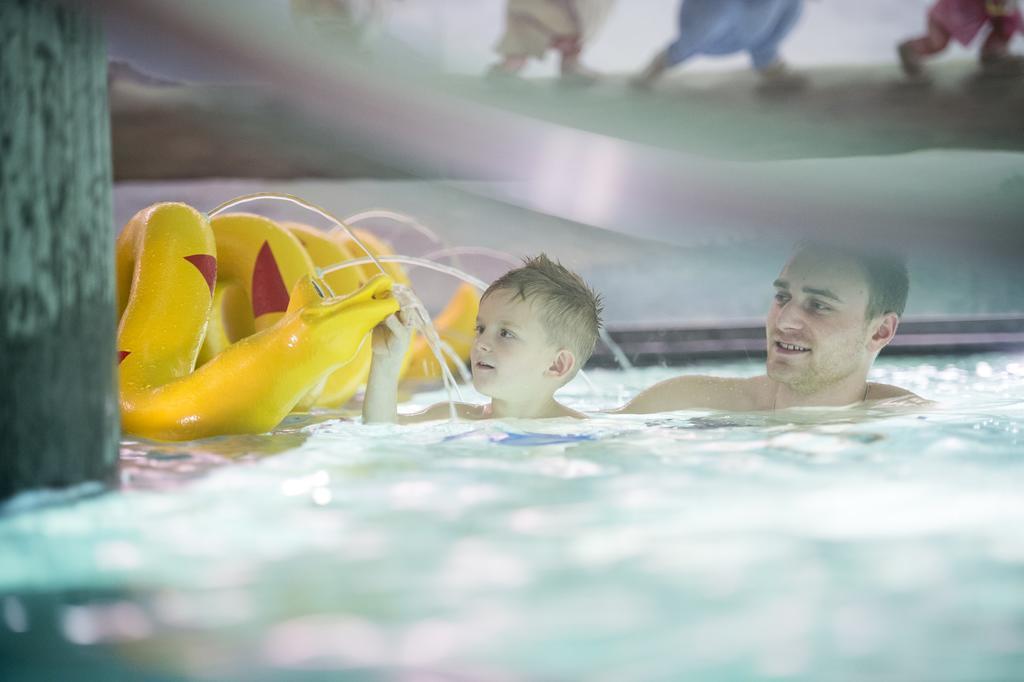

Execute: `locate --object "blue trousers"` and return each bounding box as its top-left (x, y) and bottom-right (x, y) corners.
top-left (666, 0), bottom-right (804, 70)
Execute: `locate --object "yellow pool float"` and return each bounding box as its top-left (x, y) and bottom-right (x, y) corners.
top-left (116, 202), bottom-right (398, 441)
top-left (196, 212), bottom-right (316, 366)
top-left (285, 221), bottom-right (381, 408)
top-left (116, 198), bottom-right (481, 439)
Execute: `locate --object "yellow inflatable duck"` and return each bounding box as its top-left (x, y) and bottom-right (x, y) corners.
top-left (116, 203), bottom-right (398, 441)
top-left (116, 199), bottom-right (481, 440)
top-left (287, 222), bottom-right (413, 408)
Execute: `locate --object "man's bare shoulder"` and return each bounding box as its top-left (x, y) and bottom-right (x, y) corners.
top-left (866, 382), bottom-right (933, 406)
top-left (615, 374), bottom-right (765, 414)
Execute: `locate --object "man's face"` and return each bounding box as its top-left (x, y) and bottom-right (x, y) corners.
top-left (470, 289), bottom-right (563, 402)
top-left (766, 250), bottom-right (877, 393)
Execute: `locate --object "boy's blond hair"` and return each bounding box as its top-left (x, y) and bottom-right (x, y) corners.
top-left (483, 254), bottom-right (604, 373)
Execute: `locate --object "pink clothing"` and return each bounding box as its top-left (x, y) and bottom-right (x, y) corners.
top-left (929, 0), bottom-right (1022, 46)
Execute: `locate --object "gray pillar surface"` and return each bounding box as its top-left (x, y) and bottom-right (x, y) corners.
top-left (1, 0), bottom-right (118, 500)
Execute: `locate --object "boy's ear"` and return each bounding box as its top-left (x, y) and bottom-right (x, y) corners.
top-left (546, 349), bottom-right (576, 380)
top-left (868, 312), bottom-right (899, 352)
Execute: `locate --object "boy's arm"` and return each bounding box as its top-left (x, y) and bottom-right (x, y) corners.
top-left (362, 312), bottom-right (412, 424)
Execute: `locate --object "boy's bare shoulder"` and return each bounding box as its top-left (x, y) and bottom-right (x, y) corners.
top-left (555, 402), bottom-right (589, 419)
top-left (616, 374), bottom-right (763, 414)
top-left (399, 402), bottom-right (487, 424)
top-left (400, 402), bottom-right (587, 423)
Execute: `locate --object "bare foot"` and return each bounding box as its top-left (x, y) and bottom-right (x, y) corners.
top-left (559, 64), bottom-right (601, 87)
top-left (631, 50), bottom-right (669, 92)
top-left (485, 57), bottom-right (526, 80)
top-left (756, 62), bottom-right (808, 93)
top-left (979, 52), bottom-right (1024, 78)
top-left (898, 41), bottom-right (928, 81)
top-left (629, 74), bottom-right (656, 91)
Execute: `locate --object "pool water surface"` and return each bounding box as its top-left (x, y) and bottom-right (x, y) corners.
top-left (2, 353), bottom-right (1023, 681)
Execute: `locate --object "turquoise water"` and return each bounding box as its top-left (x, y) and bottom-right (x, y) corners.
top-left (2, 353), bottom-right (1023, 680)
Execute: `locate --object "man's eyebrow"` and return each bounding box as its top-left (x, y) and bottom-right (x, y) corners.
top-left (803, 286), bottom-right (843, 302)
top-left (774, 279), bottom-right (843, 302)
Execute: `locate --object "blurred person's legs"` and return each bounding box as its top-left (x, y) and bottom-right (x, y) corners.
top-left (631, 48), bottom-right (672, 89)
top-left (490, 0), bottom-right (612, 82)
top-left (898, 16), bottom-right (952, 78)
top-left (290, 0), bottom-right (383, 45)
top-left (553, 35), bottom-right (597, 85)
top-left (489, 53), bottom-right (529, 78)
top-left (632, 0), bottom-right (739, 89)
top-left (980, 13), bottom-right (1024, 74)
top-left (749, 0), bottom-right (806, 90)
top-left (557, 0), bottom-right (613, 84)
top-left (633, 0), bottom-right (804, 90)
top-left (491, 8), bottom-right (550, 77)
top-left (899, 0), bottom-right (1023, 78)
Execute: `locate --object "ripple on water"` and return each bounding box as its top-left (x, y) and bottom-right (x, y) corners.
top-left (2, 353), bottom-right (1024, 679)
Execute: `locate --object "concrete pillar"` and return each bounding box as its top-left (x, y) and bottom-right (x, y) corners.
top-left (0, 0), bottom-right (118, 500)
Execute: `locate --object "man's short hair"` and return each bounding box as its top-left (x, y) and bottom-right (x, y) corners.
top-left (483, 254), bottom-right (604, 371)
top-left (796, 242), bottom-right (909, 319)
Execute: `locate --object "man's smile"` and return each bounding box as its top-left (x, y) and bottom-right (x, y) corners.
top-left (774, 340), bottom-right (811, 354)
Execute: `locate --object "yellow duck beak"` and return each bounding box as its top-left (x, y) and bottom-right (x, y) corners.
top-left (295, 272), bottom-right (397, 324)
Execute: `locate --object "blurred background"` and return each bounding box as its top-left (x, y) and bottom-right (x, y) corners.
top-left (3, 5), bottom-right (1024, 681)
top-left (108, 0), bottom-right (1023, 80)
top-left (103, 0), bottom-right (1024, 363)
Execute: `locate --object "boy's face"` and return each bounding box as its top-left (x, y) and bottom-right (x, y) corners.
top-left (471, 289), bottom-right (566, 403)
top-left (766, 249), bottom-right (884, 394)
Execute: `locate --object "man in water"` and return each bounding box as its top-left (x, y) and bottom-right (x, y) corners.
top-left (618, 243), bottom-right (926, 413)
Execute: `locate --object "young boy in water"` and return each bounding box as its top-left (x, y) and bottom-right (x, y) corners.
top-left (362, 254), bottom-right (603, 423)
